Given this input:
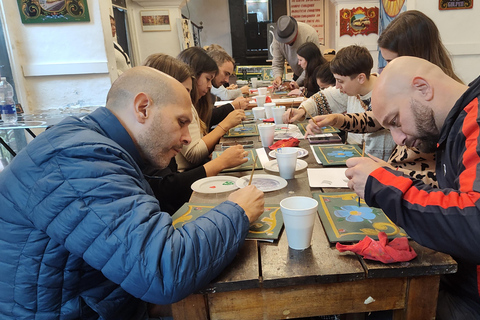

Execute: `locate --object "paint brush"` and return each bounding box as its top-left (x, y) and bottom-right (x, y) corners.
top-left (358, 139), bottom-right (365, 207)
top-left (248, 155), bottom-right (258, 186)
top-left (303, 108), bottom-right (319, 127)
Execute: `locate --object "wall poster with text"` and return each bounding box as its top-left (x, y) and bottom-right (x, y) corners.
top-left (289, 0), bottom-right (325, 45)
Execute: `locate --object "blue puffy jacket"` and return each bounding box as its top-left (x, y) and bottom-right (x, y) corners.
top-left (0, 107), bottom-right (249, 319)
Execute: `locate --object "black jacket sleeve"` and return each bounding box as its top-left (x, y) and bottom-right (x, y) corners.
top-left (145, 159), bottom-right (206, 215)
top-left (210, 104), bottom-right (234, 128)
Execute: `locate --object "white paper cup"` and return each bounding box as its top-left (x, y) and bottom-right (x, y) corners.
top-left (272, 106), bottom-right (286, 124)
top-left (255, 95), bottom-right (266, 108)
top-left (275, 147), bottom-right (298, 179)
top-left (251, 77), bottom-right (258, 88)
top-left (280, 196), bottom-right (318, 250)
top-left (257, 87), bottom-right (268, 95)
top-left (257, 123), bottom-right (276, 147)
top-left (252, 107), bottom-right (265, 120)
top-left (264, 102), bottom-right (276, 119)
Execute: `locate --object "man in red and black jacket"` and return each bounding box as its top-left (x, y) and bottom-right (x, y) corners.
top-left (345, 56), bottom-right (480, 319)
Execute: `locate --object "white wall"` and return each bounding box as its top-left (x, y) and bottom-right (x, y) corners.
top-left (0, 0), bottom-right (114, 113)
top-left (180, 0), bottom-right (232, 54)
top-left (127, 0), bottom-right (183, 65)
top-left (1, 0), bottom-right (479, 114)
top-left (408, 0), bottom-right (480, 84)
top-left (331, 0), bottom-right (480, 84)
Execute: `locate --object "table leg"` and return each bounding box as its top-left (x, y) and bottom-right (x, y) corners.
top-left (393, 275), bottom-right (440, 320)
top-left (25, 128), bottom-right (37, 138)
top-left (0, 136), bottom-right (16, 157)
top-left (171, 293), bottom-right (209, 320)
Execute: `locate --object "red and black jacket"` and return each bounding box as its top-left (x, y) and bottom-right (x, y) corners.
top-left (365, 75), bottom-right (480, 308)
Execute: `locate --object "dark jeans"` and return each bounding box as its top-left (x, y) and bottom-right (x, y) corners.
top-left (437, 289), bottom-right (480, 320)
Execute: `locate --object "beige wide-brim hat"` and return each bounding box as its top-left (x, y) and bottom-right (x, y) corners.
top-left (274, 15), bottom-right (298, 43)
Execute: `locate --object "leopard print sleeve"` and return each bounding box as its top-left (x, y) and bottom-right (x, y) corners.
top-left (388, 145), bottom-right (438, 188)
top-left (338, 111), bottom-right (383, 133)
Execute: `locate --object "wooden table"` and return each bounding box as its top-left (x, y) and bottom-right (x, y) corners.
top-left (215, 90), bottom-right (305, 109)
top-left (171, 126), bottom-right (457, 320)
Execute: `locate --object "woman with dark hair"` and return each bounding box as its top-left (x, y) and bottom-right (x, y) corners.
top-left (142, 53), bottom-right (248, 214)
top-left (290, 42), bottom-right (327, 97)
top-left (176, 47), bottom-right (246, 171)
top-left (314, 61), bottom-right (336, 90)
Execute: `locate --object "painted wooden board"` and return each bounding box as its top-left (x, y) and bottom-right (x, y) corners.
top-left (297, 122), bottom-right (340, 135)
top-left (311, 144), bottom-right (362, 166)
top-left (244, 110), bottom-right (254, 120)
top-left (172, 203), bottom-right (284, 241)
top-left (212, 149), bottom-right (262, 172)
top-left (312, 192), bottom-right (408, 243)
top-left (224, 123), bottom-right (259, 137)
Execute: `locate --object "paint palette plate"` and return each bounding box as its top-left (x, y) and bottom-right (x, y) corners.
top-left (264, 159), bottom-right (308, 172)
top-left (269, 147), bottom-right (309, 159)
top-left (236, 174), bottom-right (287, 192)
top-left (191, 176), bottom-right (240, 194)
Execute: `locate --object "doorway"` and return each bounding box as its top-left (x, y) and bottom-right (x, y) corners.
top-left (112, 4), bottom-right (134, 66)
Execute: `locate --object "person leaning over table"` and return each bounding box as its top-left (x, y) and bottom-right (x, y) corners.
top-left (204, 44), bottom-right (250, 125)
top-left (204, 44), bottom-right (250, 102)
top-left (0, 66), bottom-right (265, 319)
top-left (315, 60), bottom-right (336, 90)
top-left (345, 56), bottom-right (480, 320)
top-left (300, 11), bottom-right (458, 187)
top-left (283, 45), bottom-right (396, 161)
top-left (177, 47), bottom-right (246, 171)
top-left (271, 15), bottom-right (320, 90)
top-left (288, 41), bottom-right (328, 98)
top-left (298, 10), bottom-right (463, 188)
top-left (142, 53), bottom-right (250, 214)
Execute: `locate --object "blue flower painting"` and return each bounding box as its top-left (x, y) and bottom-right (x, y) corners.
top-left (334, 205), bottom-right (376, 222)
top-left (327, 150), bottom-right (355, 158)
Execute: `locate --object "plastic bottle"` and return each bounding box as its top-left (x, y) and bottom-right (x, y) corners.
top-left (0, 77), bottom-right (17, 124)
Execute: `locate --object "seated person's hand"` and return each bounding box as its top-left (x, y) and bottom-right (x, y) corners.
top-left (216, 145), bottom-right (248, 170)
top-left (345, 157), bottom-right (383, 199)
top-left (240, 85), bottom-right (250, 95)
top-left (304, 114), bottom-right (342, 137)
top-left (228, 185), bottom-right (265, 223)
top-left (221, 109), bottom-right (245, 129)
top-left (282, 107), bottom-right (306, 123)
top-left (364, 153), bottom-right (392, 169)
top-left (288, 81), bottom-right (299, 90)
top-left (287, 88), bottom-right (302, 97)
top-left (231, 97), bottom-right (249, 110)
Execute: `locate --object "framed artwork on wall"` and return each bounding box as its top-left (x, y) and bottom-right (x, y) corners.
top-left (339, 7), bottom-right (379, 37)
top-left (17, 0), bottom-right (90, 24)
top-left (140, 10), bottom-right (171, 32)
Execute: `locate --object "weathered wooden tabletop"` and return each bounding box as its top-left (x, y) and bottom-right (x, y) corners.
top-left (171, 124), bottom-right (457, 320)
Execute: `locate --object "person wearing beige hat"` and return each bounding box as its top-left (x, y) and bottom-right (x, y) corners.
top-left (271, 15), bottom-right (320, 90)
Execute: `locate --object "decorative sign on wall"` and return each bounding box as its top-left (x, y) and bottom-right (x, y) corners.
top-left (439, 0), bottom-right (473, 10)
top-left (140, 10), bottom-right (171, 32)
top-left (17, 0), bottom-right (90, 24)
top-left (177, 18), bottom-right (194, 50)
top-left (289, 0), bottom-right (325, 45)
top-left (339, 7), bottom-right (379, 37)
